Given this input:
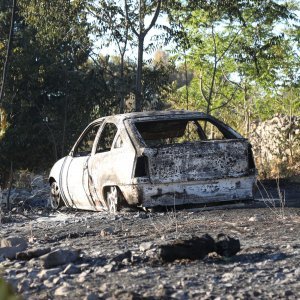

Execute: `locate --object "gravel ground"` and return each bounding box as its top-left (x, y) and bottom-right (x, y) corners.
top-left (0, 200), bottom-right (300, 299)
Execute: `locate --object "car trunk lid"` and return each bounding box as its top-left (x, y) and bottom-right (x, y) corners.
top-left (144, 140), bottom-right (250, 184)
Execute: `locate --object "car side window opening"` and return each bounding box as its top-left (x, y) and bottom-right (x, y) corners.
top-left (134, 119), bottom-right (231, 147)
top-left (74, 124), bottom-right (100, 157)
top-left (96, 123), bottom-right (118, 153)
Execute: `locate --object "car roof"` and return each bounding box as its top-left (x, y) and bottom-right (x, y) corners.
top-left (91, 110), bottom-right (208, 124)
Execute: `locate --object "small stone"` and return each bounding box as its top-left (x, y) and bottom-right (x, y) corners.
top-left (285, 290), bottom-right (293, 297)
top-left (99, 283), bottom-right (109, 293)
top-left (248, 214), bottom-right (263, 222)
top-left (171, 290), bottom-right (188, 299)
top-left (233, 267), bottom-right (243, 273)
top-left (104, 263), bottom-right (116, 272)
top-left (43, 279), bottom-right (55, 288)
top-left (145, 248), bottom-right (157, 258)
top-left (94, 267), bottom-right (106, 274)
top-left (15, 272), bottom-right (27, 279)
top-left (63, 263), bottom-right (81, 275)
top-left (77, 270), bottom-right (90, 283)
top-left (100, 227), bottom-right (114, 237)
top-left (78, 263), bottom-right (90, 271)
top-left (294, 268), bottom-right (300, 277)
top-left (139, 242), bottom-right (153, 252)
top-left (37, 268), bottom-right (61, 280)
top-left (54, 283), bottom-right (72, 296)
top-left (52, 277), bottom-right (61, 285)
top-left (17, 279), bottom-right (30, 293)
top-left (222, 272), bottom-right (234, 282)
top-left (84, 292), bottom-right (99, 300)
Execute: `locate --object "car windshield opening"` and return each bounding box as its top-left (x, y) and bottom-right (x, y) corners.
top-left (134, 119), bottom-right (233, 147)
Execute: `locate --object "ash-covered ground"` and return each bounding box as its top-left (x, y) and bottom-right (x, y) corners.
top-left (0, 196), bottom-right (300, 299)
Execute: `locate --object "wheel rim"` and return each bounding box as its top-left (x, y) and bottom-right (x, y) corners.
top-left (50, 182), bottom-right (61, 209)
top-left (107, 186), bottom-right (118, 214)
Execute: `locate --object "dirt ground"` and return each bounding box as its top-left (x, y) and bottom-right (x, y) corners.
top-left (0, 179), bottom-right (300, 299)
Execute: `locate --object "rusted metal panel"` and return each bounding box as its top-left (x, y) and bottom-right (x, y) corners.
top-left (144, 141), bottom-right (249, 184)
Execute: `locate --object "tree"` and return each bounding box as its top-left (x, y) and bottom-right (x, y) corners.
top-left (89, 0), bottom-right (131, 113)
top-left (0, 0), bottom-right (112, 185)
top-left (166, 0), bottom-right (298, 134)
top-left (124, 0), bottom-right (162, 111)
top-left (0, 0), bottom-right (16, 138)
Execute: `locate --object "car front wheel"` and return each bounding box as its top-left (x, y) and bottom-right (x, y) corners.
top-left (50, 181), bottom-right (63, 210)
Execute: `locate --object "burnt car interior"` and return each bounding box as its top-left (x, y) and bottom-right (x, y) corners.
top-left (134, 119), bottom-right (237, 147)
top-left (96, 123), bottom-right (118, 153)
top-left (73, 124), bottom-right (100, 157)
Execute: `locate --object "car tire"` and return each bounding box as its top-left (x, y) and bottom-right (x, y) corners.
top-left (50, 181), bottom-right (63, 210)
top-left (106, 186), bottom-right (120, 214)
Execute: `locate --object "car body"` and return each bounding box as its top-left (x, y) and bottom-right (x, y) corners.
top-left (49, 110), bottom-right (257, 212)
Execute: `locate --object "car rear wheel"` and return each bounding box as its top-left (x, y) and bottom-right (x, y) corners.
top-left (106, 186), bottom-right (120, 214)
top-left (50, 181), bottom-right (63, 210)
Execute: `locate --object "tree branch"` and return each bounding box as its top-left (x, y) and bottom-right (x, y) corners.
top-left (124, 0), bottom-right (139, 36)
top-left (144, 0), bottom-right (162, 36)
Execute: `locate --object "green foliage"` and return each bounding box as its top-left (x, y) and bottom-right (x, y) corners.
top-left (0, 0), bottom-right (300, 182)
top-left (166, 0), bottom-right (300, 136)
top-left (0, 278), bottom-right (20, 300)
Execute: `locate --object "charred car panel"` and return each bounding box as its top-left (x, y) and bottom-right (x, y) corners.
top-left (49, 110), bottom-right (257, 212)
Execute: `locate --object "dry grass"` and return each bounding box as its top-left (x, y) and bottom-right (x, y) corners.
top-left (256, 178), bottom-right (286, 220)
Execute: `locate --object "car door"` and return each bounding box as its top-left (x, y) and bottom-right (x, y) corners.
top-left (88, 122), bottom-right (119, 206)
top-left (61, 123), bottom-right (101, 210)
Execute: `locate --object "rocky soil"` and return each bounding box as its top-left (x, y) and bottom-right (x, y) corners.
top-left (0, 199), bottom-right (300, 299)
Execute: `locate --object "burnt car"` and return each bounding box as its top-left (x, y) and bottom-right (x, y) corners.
top-left (49, 110), bottom-right (256, 212)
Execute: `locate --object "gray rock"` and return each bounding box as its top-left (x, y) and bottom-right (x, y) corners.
top-left (40, 249), bottom-right (80, 269)
top-left (100, 227), bottom-right (114, 237)
top-left (43, 279), bottom-right (55, 288)
top-left (140, 242), bottom-right (153, 252)
top-left (54, 283), bottom-right (72, 296)
top-left (145, 248), bottom-right (157, 258)
top-left (249, 214), bottom-right (264, 222)
top-left (295, 268), bottom-right (300, 277)
top-left (0, 237), bottom-right (28, 259)
top-left (84, 292), bottom-right (99, 300)
top-left (37, 268), bottom-right (61, 280)
top-left (17, 279), bottom-right (30, 293)
top-left (77, 270), bottom-right (90, 283)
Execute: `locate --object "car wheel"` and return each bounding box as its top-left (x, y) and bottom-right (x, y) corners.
top-left (50, 181), bottom-right (63, 210)
top-left (106, 186), bottom-right (120, 214)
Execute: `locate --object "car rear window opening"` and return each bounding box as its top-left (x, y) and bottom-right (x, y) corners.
top-left (134, 119), bottom-right (233, 147)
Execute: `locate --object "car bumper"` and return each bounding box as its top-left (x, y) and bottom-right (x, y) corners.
top-left (119, 175), bottom-right (256, 207)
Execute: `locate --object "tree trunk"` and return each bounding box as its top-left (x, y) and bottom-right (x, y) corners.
top-left (135, 36), bottom-right (144, 112)
top-left (119, 53), bottom-right (125, 113)
top-left (0, 0), bottom-right (16, 105)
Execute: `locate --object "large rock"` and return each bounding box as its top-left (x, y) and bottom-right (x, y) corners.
top-left (40, 249), bottom-right (80, 269)
top-left (0, 237), bottom-right (28, 259)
